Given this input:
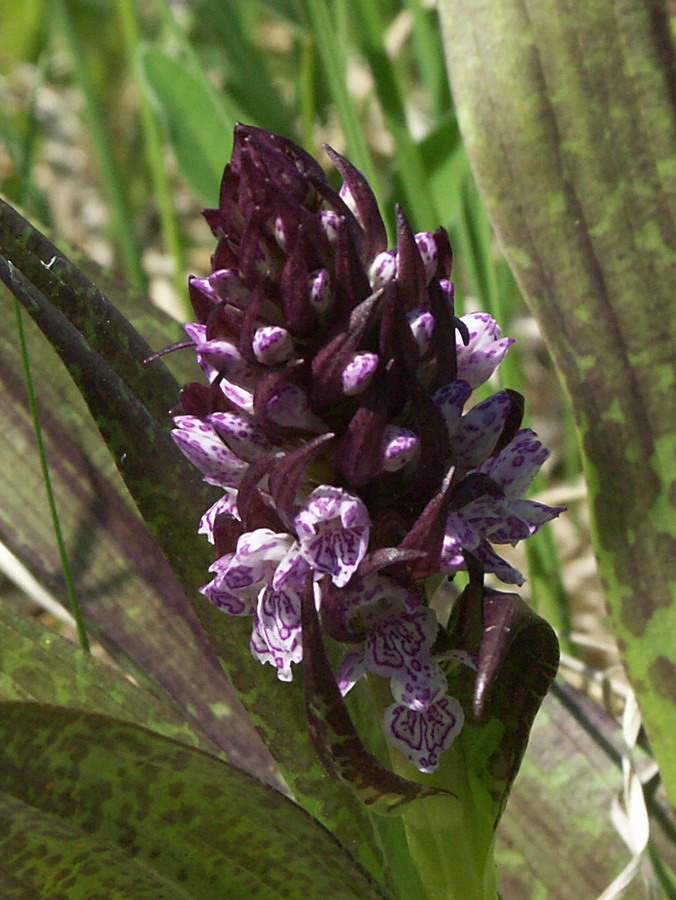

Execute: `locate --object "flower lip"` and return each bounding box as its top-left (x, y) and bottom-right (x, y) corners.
top-left (295, 485), bottom-right (371, 587)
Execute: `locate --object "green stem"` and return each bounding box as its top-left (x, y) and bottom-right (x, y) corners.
top-left (116, 0), bottom-right (188, 312)
top-left (13, 299), bottom-right (90, 653)
top-left (369, 676), bottom-right (497, 900)
top-left (301, 0), bottom-right (382, 199)
top-left (51, 0), bottom-right (146, 291)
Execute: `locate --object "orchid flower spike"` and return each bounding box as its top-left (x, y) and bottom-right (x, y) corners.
top-left (169, 125), bottom-right (564, 773)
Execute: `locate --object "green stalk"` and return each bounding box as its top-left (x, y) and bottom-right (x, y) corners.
top-left (298, 33), bottom-right (317, 154)
top-left (51, 0), bottom-right (145, 291)
top-left (404, 0), bottom-right (452, 117)
top-left (116, 0), bottom-right (187, 311)
top-left (350, 0), bottom-right (439, 230)
top-left (13, 299), bottom-right (90, 653)
top-left (369, 677), bottom-right (497, 900)
top-left (300, 0), bottom-right (381, 199)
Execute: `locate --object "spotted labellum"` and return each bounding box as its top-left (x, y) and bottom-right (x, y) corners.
top-left (168, 125), bottom-right (564, 775)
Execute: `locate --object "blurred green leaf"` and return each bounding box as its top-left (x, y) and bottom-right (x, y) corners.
top-left (499, 685), bottom-right (676, 899)
top-left (193, 0), bottom-right (292, 134)
top-left (140, 46), bottom-right (239, 206)
top-left (439, 0), bottom-right (676, 805)
top-left (0, 0), bottom-right (45, 62)
top-left (0, 603), bottom-right (214, 753)
top-left (0, 703), bottom-right (391, 900)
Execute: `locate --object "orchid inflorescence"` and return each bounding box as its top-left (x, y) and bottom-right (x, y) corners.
top-left (170, 125), bottom-right (563, 773)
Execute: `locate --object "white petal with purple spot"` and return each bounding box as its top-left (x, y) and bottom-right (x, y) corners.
top-left (252, 326), bottom-right (295, 365)
top-left (171, 417), bottom-right (247, 487)
top-left (252, 544), bottom-right (309, 681)
top-left (266, 384), bottom-right (327, 432)
top-left (295, 486), bottom-right (370, 587)
top-left (308, 269), bottom-right (333, 315)
top-left (433, 380), bottom-right (472, 441)
top-left (384, 695), bottom-right (465, 773)
top-left (382, 425), bottom-right (419, 472)
top-left (198, 490), bottom-right (240, 544)
top-left (414, 232), bottom-right (437, 283)
top-left (456, 312), bottom-right (514, 389)
top-left (341, 352), bottom-right (379, 396)
top-left (481, 429), bottom-right (549, 498)
top-left (368, 251), bottom-right (397, 289)
top-left (451, 391), bottom-right (513, 469)
top-left (406, 308), bottom-right (435, 355)
top-left (208, 411), bottom-right (270, 462)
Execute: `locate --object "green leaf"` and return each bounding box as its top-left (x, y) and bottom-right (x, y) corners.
top-left (498, 686), bottom-right (676, 899)
top-left (0, 201), bottom-right (398, 893)
top-left (0, 703), bottom-right (390, 900)
top-left (0, 791), bottom-right (197, 899)
top-left (0, 602), bottom-right (214, 754)
top-left (140, 46), bottom-right (238, 206)
top-left (439, 0), bottom-right (676, 804)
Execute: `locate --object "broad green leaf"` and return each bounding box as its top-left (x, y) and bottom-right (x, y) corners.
top-left (0, 703), bottom-right (390, 900)
top-left (0, 201), bottom-right (399, 893)
top-left (0, 279), bottom-right (274, 778)
top-left (439, 0), bottom-right (676, 805)
top-left (0, 791), bottom-right (196, 899)
top-left (0, 601), bottom-right (214, 754)
top-left (140, 46), bottom-right (239, 206)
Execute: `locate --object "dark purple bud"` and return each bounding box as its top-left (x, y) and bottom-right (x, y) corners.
top-left (429, 279), bottom-right (458, 389)
top-left (332, 218), bottom-right (372, 314)
top-left (433, 226), bottom-right (453, 280)
top-left (177, 382), bottom-right (212, 417)
top-left (309, 291), bottom-right (380, 408)
top-left (379, 283), bottom-right (421, 374)
top-left (237, 281), bottom-right (265, 363)
top-left (279, 230), bottom-right (319, 336)
top-left (395, 206), bottom-right (426, 310)
top-left (493, 389), bottom-right (525, 454)
top-left (406, 377), bottom-right (450, 501)
top-left (235, 450), bottom-right (284, 528)
top-left (397, 472), bottom-right (456, 581)
top-left (334, 371), bottom-right (394, 488)
top-left (268, 433), bottom-right (335, 530)
top-left (237, 207), bottom-right (279, 284)
top-left (252, 360), bottom-right (313, 439)
top-left (234, 124), bottom-right (327, 197)
top-left (323, 145), bottom-right (388, 260)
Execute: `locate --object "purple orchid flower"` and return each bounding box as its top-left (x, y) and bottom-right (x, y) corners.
top-left (168, 124), bottom-right (563, 773)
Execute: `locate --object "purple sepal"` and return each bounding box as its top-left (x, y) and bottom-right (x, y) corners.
top-left (324, 145), bottom-right (388, 260)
